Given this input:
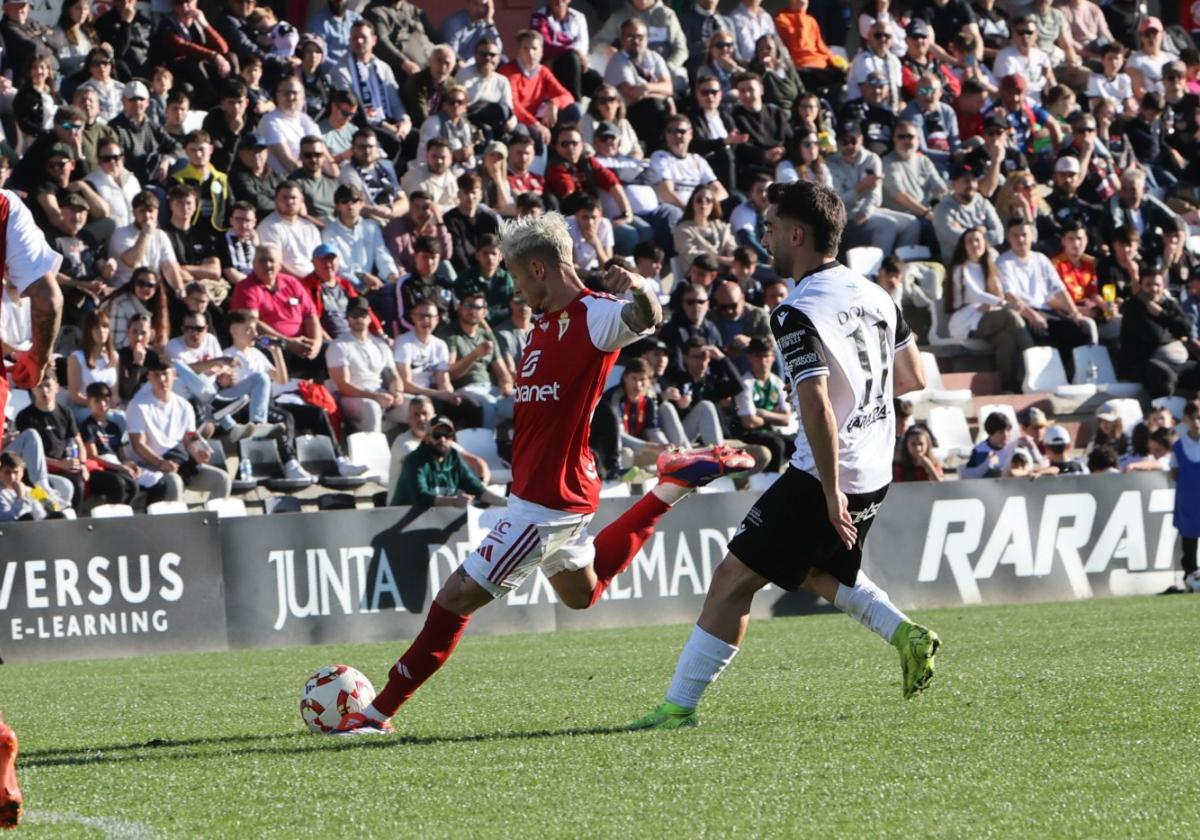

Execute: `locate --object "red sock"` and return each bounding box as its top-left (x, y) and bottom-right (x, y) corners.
top-left (371, 602), bottom-right (471, 718)
top-left (588, 493), bottom-right (672, 607)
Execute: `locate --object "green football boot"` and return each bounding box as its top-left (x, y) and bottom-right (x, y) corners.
top-left (628, 701), bottom-right (698, 731)
top-left (893, 621), bottom-right (941, 699)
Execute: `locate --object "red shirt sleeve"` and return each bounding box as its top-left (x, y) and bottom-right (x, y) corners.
top-left (544, 163), bottom-right (577, 199)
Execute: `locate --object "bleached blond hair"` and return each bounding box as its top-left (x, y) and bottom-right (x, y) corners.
top-left (499, 211), bottom-right (574, 271)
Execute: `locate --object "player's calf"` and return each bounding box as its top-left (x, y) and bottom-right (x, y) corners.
top-left (0, 713), bottom-right (21, 830)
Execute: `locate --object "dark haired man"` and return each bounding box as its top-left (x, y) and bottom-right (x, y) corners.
top-left (631, 180), bottom-right (938, 730)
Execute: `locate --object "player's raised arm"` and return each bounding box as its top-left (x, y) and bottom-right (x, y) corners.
top-left (603, 264), bottom-right (662, 333)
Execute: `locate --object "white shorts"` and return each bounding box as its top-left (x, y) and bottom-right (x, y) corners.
top-left (463, 496), bottom-right (596, 597)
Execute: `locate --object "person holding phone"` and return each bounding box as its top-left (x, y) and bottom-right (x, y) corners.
top-left (826, 120), bottom-right (920, 254)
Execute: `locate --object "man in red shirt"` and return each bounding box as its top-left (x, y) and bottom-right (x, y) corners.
top-left (499, 29), bottom-right (578, 147)
top-left (332, 213), bottom-right (752, 735)
top-left (229, 243), bottom-right (324, 375)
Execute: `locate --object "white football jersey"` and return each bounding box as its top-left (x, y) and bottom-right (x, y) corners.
top-left (772, 262), bottom-right (913, 494)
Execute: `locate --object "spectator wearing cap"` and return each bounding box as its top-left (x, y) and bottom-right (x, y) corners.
top-left (994, 16), bottom-right (1055, 102)
top-left (1119, 257), bottom-right (1200, 398)
top-left (306, 0), bottom-right (363, 72)
top-left (76, 46), bottom-right (123, 123)
top-left (839, 69), bottom-right (899, 157)
top-left (1012, 406), bottom-right (1053, 471)
top-left (327, 297), bottom-right (405, 434)
top-left (882, 120), bottom-right (947, 240)
top-left (900, 18), bottom-right (962, 102)
top-left (933, 161), bottom-right (1003, 262)
top-left (827, 119), bottom-right (920, 256)
top-left (965, 110), bottom-right (1028, 199)
top-left (590, 121), bottom-right (679, 254)
top-left (999, 218), bottom-right (1095, 378)
top-left (108, 80), bottom-right (182, 185)
top-left (286, 136), bottom-right (339, 230)
top-left (1, 0), bottom-right (59, 78)
top-left (31, 142), bottom-right (111, 242)
top-left (256, 181), bottom-right (322, 279)
top-left (1043, 423), bottom-right (1088, 474)
top-left (991, 73), bottom-right (1062, 161)
top-left (155, 0), bottom-right (234, 107)
top-left (320, 184), bottom-right (400, 294)
top-left (456, 37), bottom-right (518, 140)
top-left (302, 243), bottom-right (378, 341)
top-left (900, 73), bottom-right (960, 174)
top-left (94, 0), bottom-right (153, 80)
top-left (229, 243), bottom-right (324, 373)
top-left (1042, 155), bottom-right (1101, 245)
top-left (392, 415), bottom-right (506, 507)
top-left (125, 356), bottom-right (232, 502)
top-left (1128, 16), bottom-right (1171, 99)
top-left (848, 19), bottom-right (903, 112)
top-left (1104, 167), bottom-right (1179, 251)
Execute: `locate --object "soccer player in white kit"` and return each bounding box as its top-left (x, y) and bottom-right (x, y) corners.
top-left (332, 213), bottom-right (752, 735)
top-left (0, 189), bottom-right (65, 828)
top-left (631, 181), bottom-right (942, 730)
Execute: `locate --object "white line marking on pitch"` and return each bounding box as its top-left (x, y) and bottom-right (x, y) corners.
top-left (24, 810), bottom-right (158, 838)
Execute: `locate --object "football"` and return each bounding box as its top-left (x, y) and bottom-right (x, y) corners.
top-left (1185, 570), bottom-right (1200, 593)
top-left (299, 665), bottom-right (376, 734)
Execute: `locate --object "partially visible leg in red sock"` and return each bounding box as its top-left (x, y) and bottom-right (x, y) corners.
top-left (370, 602), bottom-right (472, 719)
top-left (0, 711), bottom-right (21, 829)
top-left (588, 493), bottom-right (673, 607)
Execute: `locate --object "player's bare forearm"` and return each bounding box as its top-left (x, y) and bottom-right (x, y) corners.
top-left (622, 285), bottom-right (662, 333)
top-left (24, 274), bottom-right (63, 366)
top-left (796, 376), bottom-right (841, 496)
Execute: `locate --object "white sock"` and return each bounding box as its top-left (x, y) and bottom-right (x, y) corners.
top-left (362, 703), bottom-right (387, 723)
top-left (665, 624), bottom-right (739, 710)
top-left (651, 482), bottom-right (692, 505)
top-left (833, 571), bottom-right (908, 645)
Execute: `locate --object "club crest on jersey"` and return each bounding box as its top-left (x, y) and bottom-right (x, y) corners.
top-left (538, 319), bottom-right (549, 332)
top-left (557, 312), bottom-right (570, 340)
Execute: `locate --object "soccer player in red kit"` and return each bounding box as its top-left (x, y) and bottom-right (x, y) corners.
top-left (333, 212), bottom-right (752, 735)
top-left (0, 188), bottom-right (66, 828)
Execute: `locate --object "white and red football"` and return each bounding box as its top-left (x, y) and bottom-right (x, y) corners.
top-left (299, 664), bottom-right (376, 733)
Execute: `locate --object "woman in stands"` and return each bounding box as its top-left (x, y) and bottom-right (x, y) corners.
top-left (695, 30), bottom-right (745, 98)
top-left (102, 267), bottom-right (169, 353)
top-left (1089, 403), bottom-right (1131, 458)
top-left (55, 0), bottom-right (95, 81)
top-left (893, 425), bottom-right (944, 482)
top-left (946, 227), bottom-right (1034, 393)
top-left (994, 170), bottom-right (1052, 251)
top-left (65, 311), bottom-right (121, 423)
top-left (16, 56), bottom-right (62, 134)
top-left (751, 35), bottom-right (803, 113)
top-left (775, 121), bottom-right (833, 187)
top-left (672, 185), bottom-right (737, 272)
top-left (580, 84), bottom-right (641, 158)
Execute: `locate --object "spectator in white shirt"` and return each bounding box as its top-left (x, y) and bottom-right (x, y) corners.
top-left (257, 182), bottom-right (323, 278)
top-left (108, 190), bottom-right (183, 291)
top-left (729, 0), bottom-right (777, 65)
top-left (566, 195), bottom-right (614, 272)
top-left (85, 138), bottom-right (141, 229)
top-left (393, 298), bottom-right (470, 422)
top-left (259, 76), bottom-right (323, 176)
top-left (328, 297), bottom-right (405, 433)
top-left (321, 183), bottom-right (401, 293)
top-left (994, 16), bottom-right (1055, 102)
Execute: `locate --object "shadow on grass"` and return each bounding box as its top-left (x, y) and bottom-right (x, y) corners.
top-left (22, 724), bottom-right (634, 769)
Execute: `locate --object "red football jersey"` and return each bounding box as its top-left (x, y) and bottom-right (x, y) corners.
top-left (509, 289), bottom-right (642, 513)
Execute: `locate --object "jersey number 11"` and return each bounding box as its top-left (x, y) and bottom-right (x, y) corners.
top-left (852, 321), bottom-right (890, 409)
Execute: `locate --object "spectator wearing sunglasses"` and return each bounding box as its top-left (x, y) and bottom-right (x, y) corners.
top-left (848, 21), bottom-right (903, 112)
top-left (456, 38), bottom-right (518, 140)
top-left (994, 16), bottom-right (1055, 103)
top-left (680, 0), bottom-right (735, 79)
top-left (76, 47), bottom-right (123, 123)
top-left (392, 415), bottom-right (505, 507)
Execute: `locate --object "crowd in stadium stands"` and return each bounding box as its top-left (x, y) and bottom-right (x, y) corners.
top-left (3, 0), bottom-right (1200, 521)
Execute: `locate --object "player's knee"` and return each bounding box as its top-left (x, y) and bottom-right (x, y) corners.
top-left (434, 567), bottom-right (494, 615)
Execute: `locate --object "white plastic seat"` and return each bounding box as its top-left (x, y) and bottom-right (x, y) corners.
top-left (926, 406), bottom-right (975, 460)
top-left (90, 503), bottom-right (134, 518)
top-left (347, 431), bottom-right (391, 484)
top-left (3, 385), bottom-right (30, 422)
top-left (1152, 395), bottom-right (1188, 420)
top-left (147, 500), bottom-right (189, 515)
top-left (455, 428), bottom-right (514, 485)
top-left (846, 246), bottom-right (884, 278)
top-left (204, 497), bottom-right (247, 518)
top-left (1103, 398), bottom-right (1146, 432)
top-left (599, 481), bottom-right (631, 498)
top-left (975, 404), bottom-right (1020, 443)
top-left (604, 364), bottom-right (626, 394)
top-left (696, 476), bottom-right (737, 494)
top-left (1070, 345), bottom-right (1143, 398)
top-left (1023, 347), bottom-right (1069, 393)
top-left (895, 245), bottom-right (932, 261)
top-left (901, 352), bottom-right (973, 403)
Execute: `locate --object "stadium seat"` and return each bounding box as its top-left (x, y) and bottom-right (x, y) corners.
top-left (910, 262), bottom-right (992, 354)
top-left (599, 481), bottom-right (631, 498)
top-left (1022, 347), bottom-right (1069, 393)
top-left (926, 405), bottom-right (975, 460)
top-left (204, 497), bottom-right (247, 518)
top-left (209, 444), bottom-right (257, 494)
top-left (696, 476), bottom-right (737, 494)
top-left (748, 471), bottom-right (782, 492)
top-left (3, 385), bottom-right (29, 423)
top-left (1070, 345), bottom-right (1143, 397)
top-left (296, 434), bottom-right (368, 490)
top-left (238, 439), bottom-right (313, 492)
top-left (1103, 398), bottom-right (1145, 432)
top-left (895, 245), bottom-right (931, 261)
top-left (347, 431), bottom-right (390, 485)
top-left (901, 352), bottom-right (973, 403)
top-left (604, 364), bottom-right (625, 393)
top-left (1152, 395), bottom-right (1188, 420)
top-left (147, 500), bottom-right (189, 515)
top-left (90, 503), bottom-right (135, 518)
top-left (316, 493), bottom-right (356, 511)
top-left (975, 404), bottom-right (1020, 443)
top-left (846, 246), bottom-right (884, 278)
top-left (455, 428), bottom-right (514, 485)
top-left (263, 495), bottom-right (302, 515)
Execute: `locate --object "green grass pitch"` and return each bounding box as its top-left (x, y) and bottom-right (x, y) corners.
top-left (3, 595), bottom-right (1198, 838)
